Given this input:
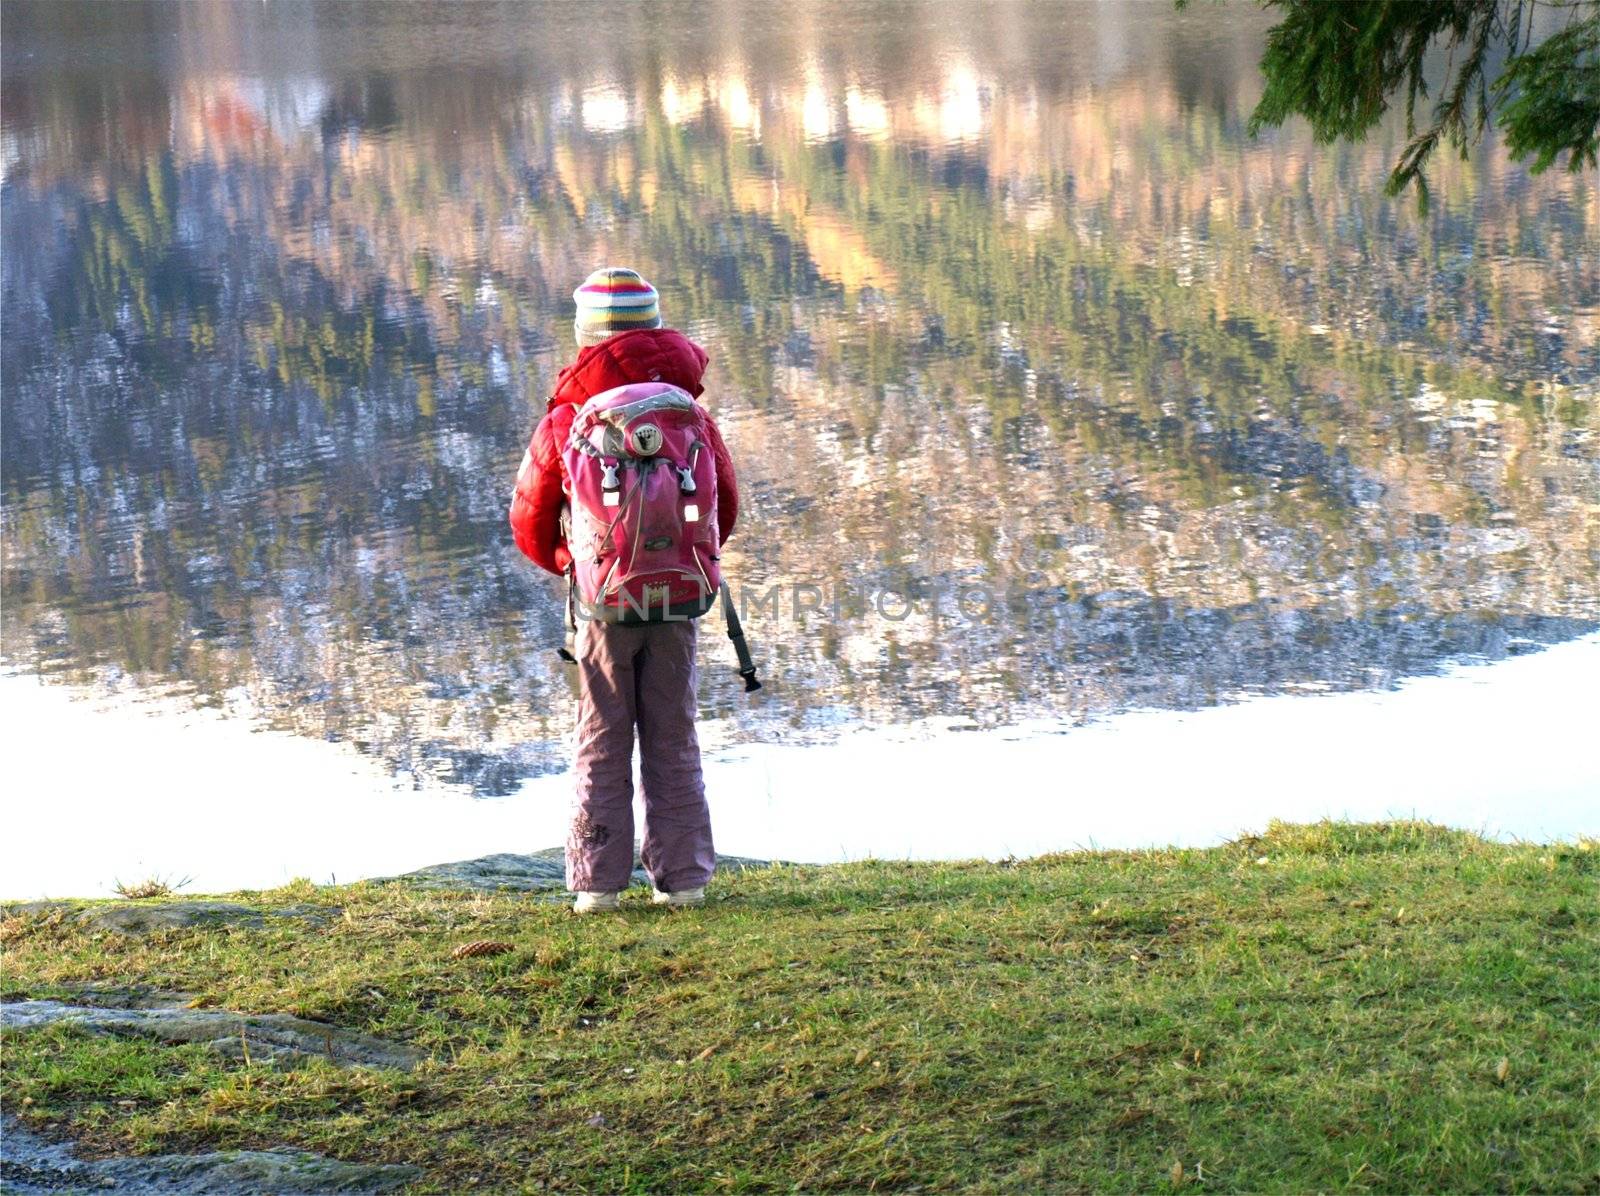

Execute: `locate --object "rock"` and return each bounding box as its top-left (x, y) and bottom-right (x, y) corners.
top-left (3, 899), bottom-right (339, 937)
top-left (0, 1117), bottom-right (105, 1195)
top-left (0, 1115), bottom-right (420, 1195)
top-left (72, 901), bottom-right (341, 936)
top-left (94, 1148), bottom-right (422, 1195)
top-left (0, 900), bottom-right (76, 919)
top-left (709, 853), bottom-right (779, 874)
top-left (395, 849), bottom-right (568, 892)
top-left (273, 902), bottom-right (344, 923)
top-left (1, 999), bottom-right (423, 1072)
top-left (389, 846), bottom-right (777, 893)
top-left (37, 985), bottom-right (198, 1010)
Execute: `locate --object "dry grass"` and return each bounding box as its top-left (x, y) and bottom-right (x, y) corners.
top-left (109, 874), bottom-right (191, 901)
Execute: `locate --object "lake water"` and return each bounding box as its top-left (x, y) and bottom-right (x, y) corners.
top-left (2, 1), bottom-right (1596, 896)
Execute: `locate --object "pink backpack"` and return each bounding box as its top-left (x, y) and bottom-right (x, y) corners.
top-left (561, 382), bottom-right (721, 622)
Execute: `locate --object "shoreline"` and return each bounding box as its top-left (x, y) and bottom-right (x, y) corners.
top-left (5, 632), bottom-right (1599, 900)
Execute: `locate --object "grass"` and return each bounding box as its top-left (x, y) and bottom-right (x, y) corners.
top-left (3, 821), bottom-right (1597, 1193)
top-left (111, 874), bottom-right (191, 901)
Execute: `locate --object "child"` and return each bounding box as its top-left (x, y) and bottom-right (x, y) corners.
top-left (509, 268), bottom-right (738, 913)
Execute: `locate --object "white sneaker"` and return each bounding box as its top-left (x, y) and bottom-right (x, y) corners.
top-left (651, 886), bottom-right (705, 907)
top-left (572, 891), bottom-right (622, 914)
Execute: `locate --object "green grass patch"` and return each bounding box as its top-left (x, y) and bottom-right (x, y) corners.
top-left (3, 821), bottom-right (1597, 1192)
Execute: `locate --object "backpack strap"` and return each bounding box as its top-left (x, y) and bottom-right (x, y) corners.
top-left (556, 565), bottom-right (578, 665)
top-left (720, 581), bottom-right (761, 693)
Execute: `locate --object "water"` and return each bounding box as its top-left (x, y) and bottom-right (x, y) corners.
top-left (5, 636), bottom-right (1597, 897)
top-left (2, 2), bottom-right (1596, 892)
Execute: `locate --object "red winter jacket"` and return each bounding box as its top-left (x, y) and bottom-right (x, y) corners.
top-left (509, 328), bottom-right (739, 575)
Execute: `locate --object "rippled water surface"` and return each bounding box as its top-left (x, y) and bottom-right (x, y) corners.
top-left (3, 1), bottom-right (1597, 804)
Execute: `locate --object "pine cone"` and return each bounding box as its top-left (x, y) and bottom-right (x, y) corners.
top-left (451, 939), bottom-right (514, 960)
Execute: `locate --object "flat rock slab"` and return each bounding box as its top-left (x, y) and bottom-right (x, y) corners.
top-left (2, 999), bottom-right (423, 1072)
top-left (392, 846), bottom-right (778, 893)
top-left (0, 900), bottom-right (77, 919)
top-left (23, 986), bottom-right (199, 1010)
top-left (1, 900), bottom-right (342, 936)
top-left (1, 1115), bottom-right (420, 1195)
top-left (396, 849), bottom-right (568, 892)
top-left (75, 901), bottom-right (341, 936)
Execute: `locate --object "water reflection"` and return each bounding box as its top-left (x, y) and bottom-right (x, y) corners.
top-left (2, 0), bottom-right (1596, 796)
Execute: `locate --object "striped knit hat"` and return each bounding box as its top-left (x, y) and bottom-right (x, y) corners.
top-left (573, 267), bottom-right (662, 347)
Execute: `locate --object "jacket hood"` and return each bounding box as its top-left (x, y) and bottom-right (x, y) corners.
top-left (548, 327), bottom-right (709, 411)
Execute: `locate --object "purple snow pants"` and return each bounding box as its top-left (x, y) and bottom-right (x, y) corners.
top-left (565, 617), bottom-right (715, 894)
